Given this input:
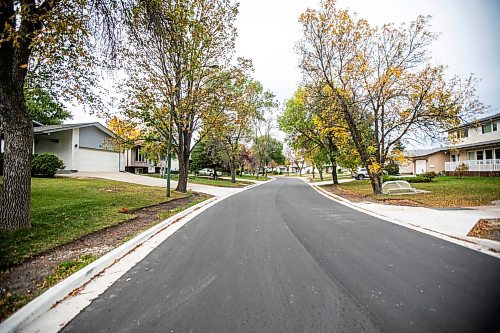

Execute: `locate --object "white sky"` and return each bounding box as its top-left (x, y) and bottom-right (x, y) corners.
top-left (69, 0), bottom-right (500, 143)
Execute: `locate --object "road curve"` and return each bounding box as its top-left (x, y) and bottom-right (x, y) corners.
top-left (62, 178), bottom-right (500, 332)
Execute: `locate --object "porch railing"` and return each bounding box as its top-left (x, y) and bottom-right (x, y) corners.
top-left (445, 159), bottom-right (500, 172)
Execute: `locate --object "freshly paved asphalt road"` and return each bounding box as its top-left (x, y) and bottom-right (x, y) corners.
top-left (63, 178), bottom-right (500, 332)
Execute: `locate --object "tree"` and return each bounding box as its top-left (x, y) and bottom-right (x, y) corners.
top-left (120, 0), bottom-right (238, 193)
top-left (189, 139), bottom-right (223, 176)
top-left (297, 0), bottom-right (484, 194)
top-left (279, 86), bottom-right (352, 184)
top-left (252, 136), bottom-right (284, 178)
top-left (305, 146), bottom-right (329, 180)
top-left (205, 69), bottom-right (273, 183)
top-left (0, 0), bottom-right (119, 230)
top-left (25, 87), bottom-right (72, 125)
top-left (106, 116), bottom-right (142, 151)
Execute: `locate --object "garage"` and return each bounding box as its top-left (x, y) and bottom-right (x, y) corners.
top-left (415, 159), bottom-right (427, 174)
top-left (34, 122), bottom-right (122, 173)
top-left (76, 148), bottom-right (120, 172)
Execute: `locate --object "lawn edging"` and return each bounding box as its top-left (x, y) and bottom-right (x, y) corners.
top-left (305, 180), bottom-right (500, 259)
top-left (0, 178), bottom-right (274, 333)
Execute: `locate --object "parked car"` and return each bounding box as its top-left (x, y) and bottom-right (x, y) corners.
top-left (196, 168), bottom-right (219, 178)
top-left (353, 167), bottom-right (370, 180)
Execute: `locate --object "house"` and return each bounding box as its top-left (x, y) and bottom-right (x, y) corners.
top-left (400, 148), bottom-right (449, 175)
top-left (34, 122), bottom-right (125, 172)
top-left (399, 112), bottom-right (500, 176)
top-left (125, 144), bottom-right (179, 175)
top-left (444, 112), bottom-right (500, 176)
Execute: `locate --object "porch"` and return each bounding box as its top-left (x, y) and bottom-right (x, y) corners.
top-left (445, 159), bottom-right (500, 172)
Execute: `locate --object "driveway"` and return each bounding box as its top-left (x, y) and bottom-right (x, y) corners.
top-left (62, 178), bottom-right (500, 332)
top-left (59, 172), bottom-right (245, 197)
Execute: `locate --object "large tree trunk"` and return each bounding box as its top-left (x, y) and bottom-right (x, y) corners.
top-left (230, 160), bottom-right (236, 183)
top-left (0, 2), bottom-right (36, 230)
top-left (0, 101), bottom-right (33, 230)
top-left (370, 172), bottom-right (383, 194)
top-left (319, 167), bottom-right (324, 181)
top-left (330, 158), bottom-right (339, 185)
top-left (175, 132), bottom-right (191, 193)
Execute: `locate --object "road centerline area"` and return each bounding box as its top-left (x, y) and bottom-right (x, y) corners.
top-left (62, 178), bottom-right (500, 333)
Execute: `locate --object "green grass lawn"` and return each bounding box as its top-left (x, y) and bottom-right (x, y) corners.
top-left (236, 174), bottom-right (268, 181)
top-left (0, 177), bottom-right (187, 267)
top-left (147, 173), bottom-right (252, 188)
top-left (328, 176), bottom-right (500, 207)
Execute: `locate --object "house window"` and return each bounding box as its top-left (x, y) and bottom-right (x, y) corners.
top-left (482, 123), bottom-right (492, 134)
top-left (134, 148), bottom-right (145, 162)
top-left (477, 150), bottom-right (484, 160)
top-left (467, 151), bottom-right (475, 161)
top-left (485, 149), bottom-right (493, 160)
top-left (451, 154), bottom-right (458, 162)
top-left (493, 122), bottom-right (498, 131)
top-left (495, 149), bottom-right (500, 160)
top-left (456, 129), bottom-right (468, 138)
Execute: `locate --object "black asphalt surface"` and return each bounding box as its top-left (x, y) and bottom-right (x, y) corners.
top-left (63, 178), bottom-right (500, 333)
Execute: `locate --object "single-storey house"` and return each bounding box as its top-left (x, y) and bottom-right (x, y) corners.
top-left (34, 122), bottom-right (125, 172)
top-left (399, 148), bottom-right (449, 175)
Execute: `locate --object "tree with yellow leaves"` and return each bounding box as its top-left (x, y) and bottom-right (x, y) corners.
top-left (279, 84), bottom-right (356, 184)
top-left (297, 0), bottom-right (484, 193)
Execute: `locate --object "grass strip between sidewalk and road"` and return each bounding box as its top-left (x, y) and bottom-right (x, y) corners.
top-left (146, 173), bottom-right (253, 188)
top-left (0, 177), bottom-right (189, 268)
top-left (0, 177), bottom-right (211, 322)
top-left (321, 176), bottom-right (500, 207)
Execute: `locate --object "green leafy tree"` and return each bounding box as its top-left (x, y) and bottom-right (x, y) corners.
top-left (25, 87), bottom-right (72, 125)
top-left (120, 0), bottom-right (238, 193)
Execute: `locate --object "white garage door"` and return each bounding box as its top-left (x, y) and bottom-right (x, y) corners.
top-left (415, 159), bottom-right (427, 175)
top-left (76, 148), bottom-right (120, 172)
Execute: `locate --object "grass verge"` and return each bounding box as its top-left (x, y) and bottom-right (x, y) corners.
top-left (0, 177), bottom-right (187, 268)
top-left (146, 173), bottom-right (252, 188)
top-left (322, 176), bottom-right (500, 207)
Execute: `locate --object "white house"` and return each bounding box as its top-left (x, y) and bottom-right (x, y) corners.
top-left (34, 122), bottom-right (125, 172)
top-left (399, 112), bottom-right (500, 176)
top-left (444, 112), bottom-right (500, 175)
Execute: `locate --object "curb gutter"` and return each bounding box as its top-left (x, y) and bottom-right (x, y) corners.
top-left (307, 181), bottom-right (500, 259)
top-left (1, 179), bottom-right (274, 333)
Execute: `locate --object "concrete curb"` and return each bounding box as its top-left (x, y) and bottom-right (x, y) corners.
top-left (307, 181), bottom-right (500, 259)
top-left (1, 179), bottom-right (274, 333)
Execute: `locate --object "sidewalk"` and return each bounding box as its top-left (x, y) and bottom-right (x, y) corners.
top-left (58, 172), bottom-right (243, 197)
top-left (311, 184), bottom-right (500, 254)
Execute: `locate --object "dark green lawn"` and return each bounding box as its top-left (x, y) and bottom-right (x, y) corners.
top-left (0, 177), bottom-right (187, 267)
top-left (328, 176), bottom-right (500, 207)
top-left (147, 173), bottom-right (252, 188)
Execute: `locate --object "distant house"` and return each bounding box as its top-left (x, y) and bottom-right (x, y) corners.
top-left (399, 112), bottom-right (500, 176)
top-left (125, 143), bottom-right (179, 175)
top-left (399, 148), bottom-right (449, 175)
top-left (34, 122), bottom-right (125, 172)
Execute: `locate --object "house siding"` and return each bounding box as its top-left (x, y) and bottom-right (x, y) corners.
top-left (34, 129), bottom-right (74, 170)
top-left (79, 126), bottom-right (112, 150)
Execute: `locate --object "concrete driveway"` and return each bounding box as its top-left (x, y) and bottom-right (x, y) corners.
top-left (58, 172), bottom-right (245, 197)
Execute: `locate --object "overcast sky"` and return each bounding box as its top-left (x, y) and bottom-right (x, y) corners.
top-left (70, 0), bottom-right (500, 136)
